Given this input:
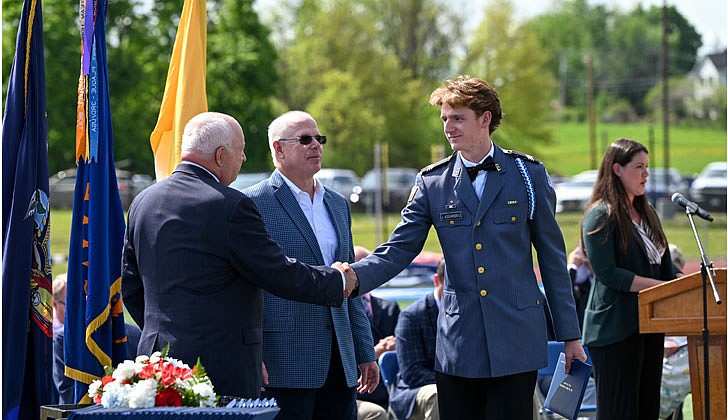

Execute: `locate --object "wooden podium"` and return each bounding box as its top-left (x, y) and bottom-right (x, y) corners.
top-left (639, 268), bottom-right (727, 420)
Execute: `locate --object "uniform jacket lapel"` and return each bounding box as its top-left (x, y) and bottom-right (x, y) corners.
top-left (474, 147), bottom-right (506, 222)
top-left (452, 156), bottom-right (479, 216)
top-left (271, 171), bottom-right (326, 265)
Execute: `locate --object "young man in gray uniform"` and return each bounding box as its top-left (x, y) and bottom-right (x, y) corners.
top-left (346, 76), bottom-right (587, 420)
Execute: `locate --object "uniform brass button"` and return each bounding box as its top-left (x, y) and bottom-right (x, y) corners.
top-left (476, 221), bottom-right (481, 227)
top-left (511, 216), bottom-right (517, 222)
top-left (536, 299), bottom-right (540, 305)
top-left (477, 266), bottom-right (485, 274)
top-left (480, 289), bottom-right (487, 297)
top-left (449, 220), bottom-right (455, 225)
top-left (475, 243), bottom-right (482, 250)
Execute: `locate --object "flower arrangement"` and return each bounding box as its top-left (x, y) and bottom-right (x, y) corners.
top-left (88, 346), bottom-right (216, 409)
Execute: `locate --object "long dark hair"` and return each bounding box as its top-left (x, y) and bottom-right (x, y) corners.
top-left (582, 138), bottom-right (667, 254)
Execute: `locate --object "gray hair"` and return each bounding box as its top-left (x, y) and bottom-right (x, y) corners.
top-left (52, 273), bottom-right (67, 301)
top-left (182, 112), bottom-right (237, 154)
top-left (267, 110), bottom-right (314, 164)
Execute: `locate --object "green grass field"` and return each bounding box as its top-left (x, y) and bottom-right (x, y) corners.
top-left (534, 122), bottom-right (726, 177)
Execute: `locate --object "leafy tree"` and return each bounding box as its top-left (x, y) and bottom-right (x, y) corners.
top-left (462, 0), bottom-right (556, 155)
top-left (273, 0), bottom-right (438, 175)
top-left (364, 0), bottom-right (463, 83)
top-left (207, 0), bottom-right (279, 172)
top-left (523, 0), bottom-right (610, 109)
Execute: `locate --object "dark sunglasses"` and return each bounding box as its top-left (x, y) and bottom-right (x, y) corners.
top-left (278, 135), bottom-right (327, 145)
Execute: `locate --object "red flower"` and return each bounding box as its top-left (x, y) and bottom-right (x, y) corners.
top-left (155, 388), bottom-right (183, 407)
top-left (101, 376), bottom-right (114, 386)
top-left (138, 363), bottom-right (157, 380)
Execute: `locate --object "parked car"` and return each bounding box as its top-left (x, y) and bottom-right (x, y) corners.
top-left (644, 168), bottom-right (689, 203)
top-left (369, 251), bottom-right (441, 302)
top-left (49, 168), bottom-right (134, 210)
top-left (689, 161), bottom-right (727, 212)
top-left (358, 167), bottom-right (418, 213)
top-left (316, 168), bottom-right (361, 203)
top-left (229, 172), bottom-right (271, 191)
top-left (555, 170), bottom-right (598, 213)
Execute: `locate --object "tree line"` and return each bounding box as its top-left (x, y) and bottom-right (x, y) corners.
top-left (2, 0), bottom-right (723, 176)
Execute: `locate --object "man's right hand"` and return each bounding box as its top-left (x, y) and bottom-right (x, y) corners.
top-left (332, 262), bottom-right (359, 298)
top-left (343, 263), bottom-right (359, 297)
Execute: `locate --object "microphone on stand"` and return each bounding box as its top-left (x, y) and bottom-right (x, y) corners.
top-left (671, 193), bottom-right (714, 222)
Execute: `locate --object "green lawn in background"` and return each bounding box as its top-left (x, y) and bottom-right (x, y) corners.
top-left (535, 122), bottom-right (726, 177)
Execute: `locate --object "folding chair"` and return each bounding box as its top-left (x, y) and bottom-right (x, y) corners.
top-left (378, 350), bottom-right (399, 391)
top-left (535, 341), bottom-right (597, 419)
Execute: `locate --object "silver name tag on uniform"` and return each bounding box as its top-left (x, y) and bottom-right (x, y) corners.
top-left (440, 211), bottom-right (462, 221)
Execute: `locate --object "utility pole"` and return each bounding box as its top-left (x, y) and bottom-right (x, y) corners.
top-left (662, 2), bottom-right (671, 203)
top-left (584, 53), bottom-right (597, 169)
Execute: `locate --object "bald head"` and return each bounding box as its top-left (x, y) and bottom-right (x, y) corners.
top-left (181, 112), bottom-right (246, 186)
top-left (267, 110), bottom-right (317, 167)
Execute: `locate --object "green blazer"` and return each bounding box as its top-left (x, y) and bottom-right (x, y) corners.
top-left (581, 203), bottom-right (678, 347)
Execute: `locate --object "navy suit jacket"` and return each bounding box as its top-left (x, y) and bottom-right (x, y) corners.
top-left (243, 171), bottom-right (375, 388)
top-left (390, 293), bottom-right (438, 420)
top-left (122, 163), bottom-right (344, 398)
top-left (352, 145), bottom-right (581, 378)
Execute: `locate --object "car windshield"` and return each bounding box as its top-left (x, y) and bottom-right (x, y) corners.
top-left (704, 168), bottom-right (727, 178)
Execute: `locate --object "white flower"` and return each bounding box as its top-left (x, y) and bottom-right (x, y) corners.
top-left (88, 379), bottom-right (103, 399)
top-left (149, 351), bottom-right (162, 364)
top-left (100, 381), bottom-right (132, 408)
top-left (166, 357), bottom-right (190, 370)
top-left (112, 360), bottom-right (137, 381)
top-left (128, 378), bottom-right (157, 408)
top-left (192, 382), bottom-right (216, 407)
top-left (135, 354), bottom-right (150, 364)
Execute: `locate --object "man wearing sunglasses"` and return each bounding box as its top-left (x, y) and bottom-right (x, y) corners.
top-left (244, 111), bottom-right (378, 420)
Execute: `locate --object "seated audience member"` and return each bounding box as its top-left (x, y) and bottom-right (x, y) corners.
top-left (389, 259), bottom-right (443, 420)
top-left (567, 245), bottom-right (593, 328)
top-left (356, 401), bottom-right (388, 420)
top-left (355, 246), bottom-right (400, 419)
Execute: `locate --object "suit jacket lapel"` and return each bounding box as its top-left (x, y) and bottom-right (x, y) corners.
top-left (271, 171), bottom-right (326, 265)
top-left (323, 189), bottom-right (349, 262)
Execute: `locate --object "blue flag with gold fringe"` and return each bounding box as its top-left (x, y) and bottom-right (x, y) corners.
top-left (64, 0), bottom-right (129, 404)
top-left (1, 0), bottom-right (54, 418)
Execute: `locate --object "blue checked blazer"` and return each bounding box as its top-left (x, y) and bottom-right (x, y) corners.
top-left (390, 293), bottom-right (438, 420)
top-left (243, 170), bottom-right (375, 388)
top-left (352, 144), bottom-right (581, 379)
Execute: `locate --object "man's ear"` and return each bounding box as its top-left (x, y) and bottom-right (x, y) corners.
top-left (215, 146), bottom-right (225, 167)
top-left (481, 111), bottom-right (491, 128)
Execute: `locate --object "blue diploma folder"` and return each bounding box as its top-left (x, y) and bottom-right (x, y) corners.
top-left (544, 352), bottom-right (592, 420)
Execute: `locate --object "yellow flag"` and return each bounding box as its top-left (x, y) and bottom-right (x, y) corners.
top-left (150, 0), bottom-right (207, 181)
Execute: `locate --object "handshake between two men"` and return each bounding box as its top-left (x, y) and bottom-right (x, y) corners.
top-left (332, 262), bottom-right (359, 298)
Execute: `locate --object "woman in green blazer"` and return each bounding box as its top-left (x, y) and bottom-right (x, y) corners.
top-left (581, 138), bottom-right (679, 420)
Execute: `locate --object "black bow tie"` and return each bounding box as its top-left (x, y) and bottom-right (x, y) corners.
top-left (466, 156), bottom-right (498, 181)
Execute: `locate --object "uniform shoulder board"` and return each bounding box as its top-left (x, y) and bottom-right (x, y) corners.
top-left (503, 149), bottom-right (540, 164)
top-left (421, 153), bottom-right (453, 173)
